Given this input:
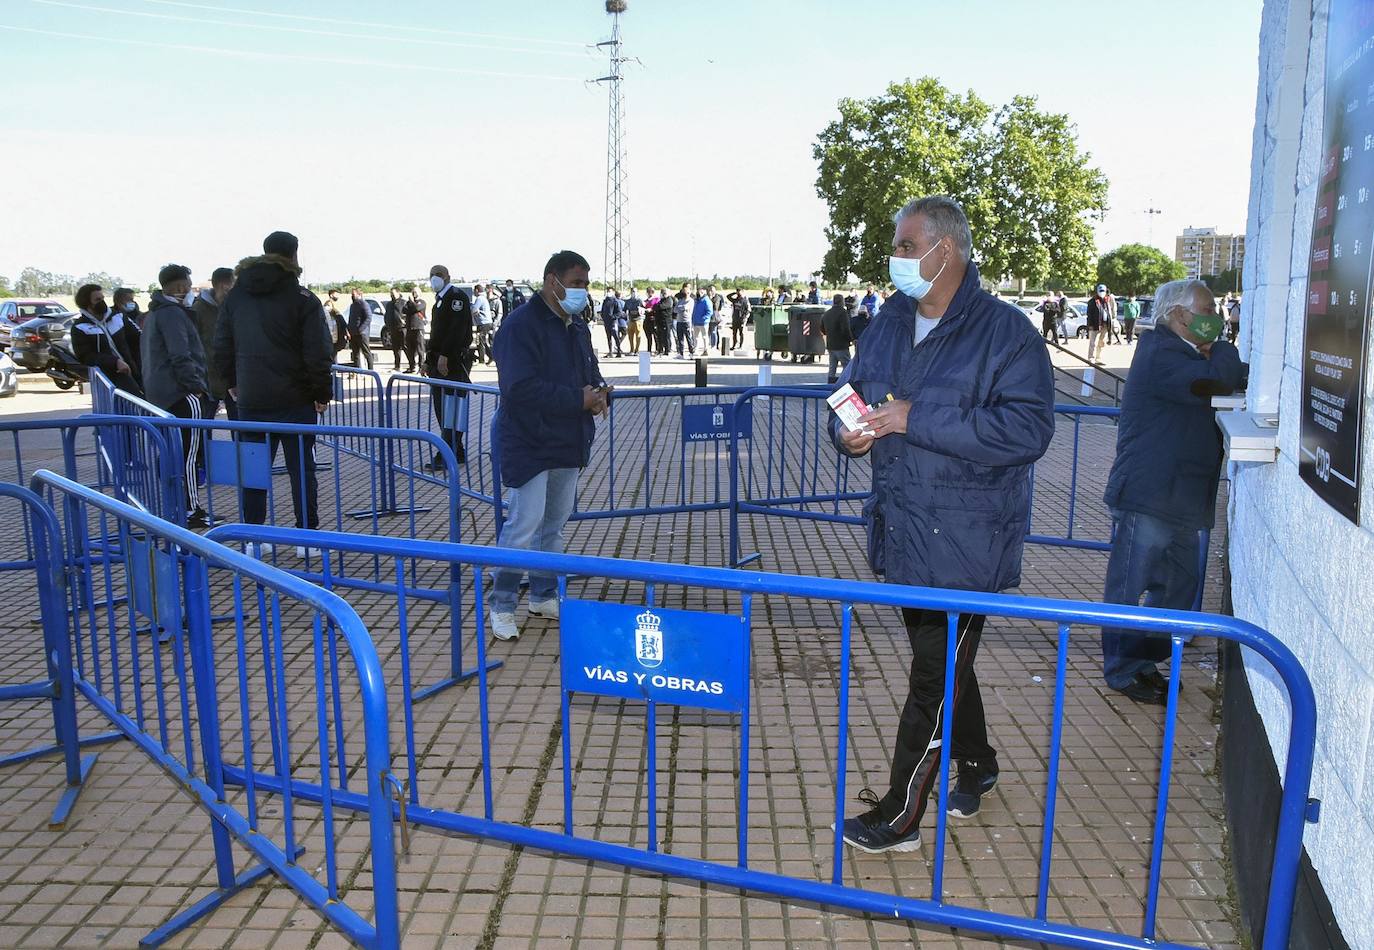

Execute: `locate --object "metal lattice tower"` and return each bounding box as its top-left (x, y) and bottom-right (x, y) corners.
top-left (596, 1), bottom-right (629, 291)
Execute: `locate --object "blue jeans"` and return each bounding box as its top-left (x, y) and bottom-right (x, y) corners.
top-left (1100, 509), bottom-right (1201, 688)
top-left (491, 467), bottom-right (579, 613)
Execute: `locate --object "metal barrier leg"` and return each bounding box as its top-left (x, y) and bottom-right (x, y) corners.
top-left (0, 487), bottom-right (123, 827)
top-left (140, 847), bottom-right (306, 948)
top-left (143, 555), bottom-right (308, 947)
top-left (414, 563), bottom-right (502, 700)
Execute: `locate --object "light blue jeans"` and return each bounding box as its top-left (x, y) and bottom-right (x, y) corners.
top-left (491, 467), bottom-right (579, 614)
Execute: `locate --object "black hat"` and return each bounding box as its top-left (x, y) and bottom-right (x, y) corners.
top-left (263, 230), bottom-right (299, 257)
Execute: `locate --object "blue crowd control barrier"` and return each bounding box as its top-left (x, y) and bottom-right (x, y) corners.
top-left (131, 416), bottom-right (492, 697)
top-left (388, 377), bottom-right (831, 540)
top-left (31, 472), bottom-right (402, 950)
top-left (570, 384), bottom-right (829, 522)
top-left (206, 522), bottom-right (1318, 950)
top-left (0, 483), bottom-right (120, 827)
top-left (0, 417), bottom-right (182, 573)
top-left (727, 388), bottom-right (1212, 609)
top-left (384, 373), bottom-right (504, 524)
top-left (326, 364), bottom-right (415, 518)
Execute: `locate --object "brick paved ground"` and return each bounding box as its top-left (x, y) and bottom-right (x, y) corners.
top-left (0, 355), bottom-right (1239, 949)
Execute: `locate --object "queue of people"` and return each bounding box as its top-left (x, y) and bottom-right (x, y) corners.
top-left (51, 199), bottom-right (1248, 876)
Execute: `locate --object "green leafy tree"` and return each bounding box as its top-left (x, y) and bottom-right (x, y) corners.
top-left (1096, 244), bottom-right (1186, 296)
top-left (984, 96), bottom-right (1106, 287)
top-left (813, 79), bottom-right (1107, 286)
top-left (78, 272), bottom-right (125, 292)
top-left (814, 78), bottom-right (990, 285)
top-left (1200, 268), bottom-right (1242, 294)
top-left (0, 275), bottom-right (12, 297)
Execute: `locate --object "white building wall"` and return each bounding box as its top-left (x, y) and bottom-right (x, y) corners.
top-left (1232, 0), bottom-right (1374, 942)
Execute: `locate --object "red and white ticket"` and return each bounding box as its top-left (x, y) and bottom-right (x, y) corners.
top-left (826, 383), bottom-right (874, 434)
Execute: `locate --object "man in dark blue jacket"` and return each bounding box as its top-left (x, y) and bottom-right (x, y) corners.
top-left (488, 249), bottom-right (610, 641)
top-left (346, 287), bottom-right (374, 370)
top-left (1101, 278), bottom-right (1244, 704)
top-left (830, 195), bottom-right (1055, 854)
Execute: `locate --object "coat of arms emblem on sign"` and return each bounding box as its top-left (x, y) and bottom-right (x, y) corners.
top-left (635, 609), bottom-right (663, 668)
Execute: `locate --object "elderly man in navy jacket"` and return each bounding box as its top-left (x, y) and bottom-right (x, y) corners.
top-left (1101, 279), bottom-right (1244, 704)
top-left (830, 195), bottom-right (1055, 854)
top-left (488, 250), bottom-right (610, 641)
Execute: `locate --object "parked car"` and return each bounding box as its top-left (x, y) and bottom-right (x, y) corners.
top-left (0, 299), bottom-right (68, 348)
top-left (1129, 296), bottom-right (1157, 331)
top-left (0, 351), bottom-right (17, 397)
top-left (9, 312), bottom-right (77, 371)
top-left (360, 297), bottom-right (389, 345)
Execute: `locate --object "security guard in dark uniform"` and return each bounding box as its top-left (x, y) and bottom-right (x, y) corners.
top-left (424, 263), bottom-right (474, 470)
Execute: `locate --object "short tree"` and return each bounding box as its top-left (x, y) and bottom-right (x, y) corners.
top-left (1096, 244), bottom-right (1186, 297)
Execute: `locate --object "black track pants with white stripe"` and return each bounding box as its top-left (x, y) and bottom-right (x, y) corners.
top-left (879, 608), bottom-right (997, 835)
top-left (168, 394), bottom-right (203, 515)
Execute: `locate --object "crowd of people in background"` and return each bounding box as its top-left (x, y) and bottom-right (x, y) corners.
top-left (61, 264), bottom-right (1245, 411)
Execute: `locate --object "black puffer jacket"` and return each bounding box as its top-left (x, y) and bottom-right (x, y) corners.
top-left (213, 254), bottom-right (334, 412)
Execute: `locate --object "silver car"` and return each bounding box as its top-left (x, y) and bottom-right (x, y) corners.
top-left (0, 351), bottom-right (18, 398)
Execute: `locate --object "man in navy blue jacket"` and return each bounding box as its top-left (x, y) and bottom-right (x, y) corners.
top-left (1101, 278), bottom-right (1244, 704)
top-left (488, 250), bottom-right (610, 641)
top-left (829, 196), bottom-right (1055, 854)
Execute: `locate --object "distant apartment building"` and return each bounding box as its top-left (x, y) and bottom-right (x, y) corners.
top-left (1175, 226), bottom-right (1246, 279)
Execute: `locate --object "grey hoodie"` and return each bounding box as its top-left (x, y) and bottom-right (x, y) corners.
top-left (141, 291), bottom-right (208, 410)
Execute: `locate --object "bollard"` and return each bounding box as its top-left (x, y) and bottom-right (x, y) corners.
top-left (1081, 366), bottom-right (1095, 399)
top-left (757, 363), bottom-right (773, 388)
top-left (695, 357), bottom-right (708, 388)
top-left (638, 351), bottom-right (651, 384)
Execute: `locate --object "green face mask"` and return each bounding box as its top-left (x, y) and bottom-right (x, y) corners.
top-left (1183, 310), bottom-right (1224, 344)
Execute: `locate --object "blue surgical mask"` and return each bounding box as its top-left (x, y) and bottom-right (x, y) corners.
top-left (557, 281), bottom-right (589, 316)
top-left (429, 275), bottom-right (445, 292)
top-left (889, 243), bottom-right (945, 301)
top-left (121, 302), bottom-right (136, 313)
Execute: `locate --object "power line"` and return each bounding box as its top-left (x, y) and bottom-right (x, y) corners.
top-left (29, 0), bottom-right (591, 58)
top-left (0, 23), bottom-right (585, 82)
top-left (137, 0), bottom-right (586, 47)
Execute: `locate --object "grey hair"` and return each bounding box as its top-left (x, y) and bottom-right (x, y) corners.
top-left (893, 195), bottom-right (973, 260)
top-left (1153, 278), bottom-right (1210, 329)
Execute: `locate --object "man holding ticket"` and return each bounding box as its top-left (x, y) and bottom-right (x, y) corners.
top-left (829, 195), bottom-right (1055, 854)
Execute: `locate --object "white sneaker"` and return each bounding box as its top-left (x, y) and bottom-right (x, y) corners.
top-left (295, 545), bottom-right (323, 560)
top-left (528, 598), bottom-right (560, 619)
top-left (246, 542), bottom-right (274, 557)
top-left (490, 611), bottom-right (519, 641)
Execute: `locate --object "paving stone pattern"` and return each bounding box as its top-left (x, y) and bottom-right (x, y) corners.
top-left (0, 387), bottom-right (1239, 949)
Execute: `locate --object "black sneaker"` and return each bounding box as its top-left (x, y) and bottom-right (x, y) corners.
top-left (1114, 670), bottom-right (1170, 706)
top-left (947, 762), bottom-right (998, 819)
top-left (186, 508), bottom-right (224, 530)
top-left (831, 788), bottom-right (922, 854)
top-left (422, 458), bottom-right (446, 474)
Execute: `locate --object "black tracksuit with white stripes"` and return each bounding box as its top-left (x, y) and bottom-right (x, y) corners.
top-left (141, 292), bottom-right (210, 518)
top-left (882, 609), bottom-right (995, 833)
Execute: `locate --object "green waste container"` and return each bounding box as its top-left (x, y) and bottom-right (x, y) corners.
top-left (752, 305), bottom-right (790, 359)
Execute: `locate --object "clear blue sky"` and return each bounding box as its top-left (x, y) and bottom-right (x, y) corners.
top-left (0, 0), bottom-right (1262, 284)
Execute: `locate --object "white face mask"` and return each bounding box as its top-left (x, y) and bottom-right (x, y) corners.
top-left (429, 275), bottom-right (445, 292)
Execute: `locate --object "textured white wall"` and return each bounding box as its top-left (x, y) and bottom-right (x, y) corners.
top-left (1231, 0), bottom-right (1374, 942)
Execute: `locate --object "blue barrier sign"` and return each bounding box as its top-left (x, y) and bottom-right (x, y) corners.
top-left (560, 600), bottom-right (748, 713)
top-left (206, 439), bottom-right (272, 490)
top-left (127, 536), bottom-right (180, 625)
top-left (681, 403), bottom-right (752, 444)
